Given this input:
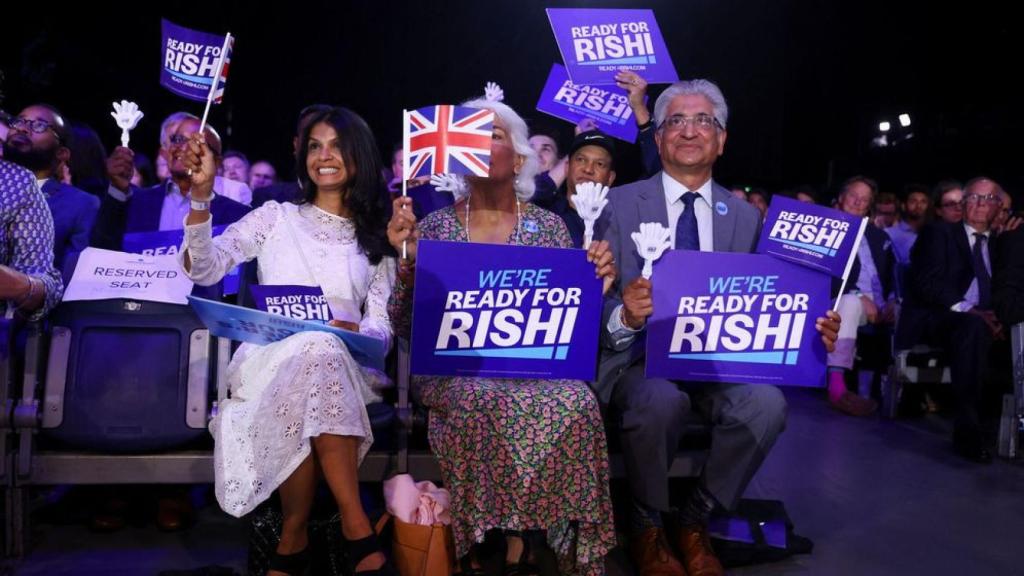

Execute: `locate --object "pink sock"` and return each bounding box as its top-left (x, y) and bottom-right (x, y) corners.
top-left (827, 369), bottom-right (847, 402)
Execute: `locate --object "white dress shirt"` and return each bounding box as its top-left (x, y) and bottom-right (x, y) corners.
top-left (661, 172), bottom-right (714, 252)
top-left (606, 174), bottom-right (716, 346)
top-left (951, 223), bottom-right (992, 312)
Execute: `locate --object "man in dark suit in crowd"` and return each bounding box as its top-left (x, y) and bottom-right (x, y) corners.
top-left (899, 177), bottom-right (1007, 463)
top-left (3, 104), bottom-right (98, 272)
top-left (994, 213), bottom-right (1024, 326)
top-left (595, 79), bottom-right (839, 576)
top-left (91, 116), bottom-right (249, 250)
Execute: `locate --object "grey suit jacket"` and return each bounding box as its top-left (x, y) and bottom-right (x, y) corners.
top-left (590, 172), bottom-right (762, 404)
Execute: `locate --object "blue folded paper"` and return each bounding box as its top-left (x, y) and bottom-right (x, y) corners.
top-left (187, 296), bottom-right (386, 371)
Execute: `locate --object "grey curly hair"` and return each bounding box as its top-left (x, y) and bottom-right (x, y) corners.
top-left (460, 98), bottom-right (539, 202)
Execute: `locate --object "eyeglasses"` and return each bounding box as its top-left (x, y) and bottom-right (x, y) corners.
top-left (8, 116), bottom-right (61, 140)
top-left (660, 113), bottom-right (722, 133)
top-left (168, 134), bottom-right (190, 146)
top-left (963, 194), bottom-right (1000, 205)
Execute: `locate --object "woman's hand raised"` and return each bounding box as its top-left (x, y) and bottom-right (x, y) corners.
top-left (387, 196), bottom-right (420, 262)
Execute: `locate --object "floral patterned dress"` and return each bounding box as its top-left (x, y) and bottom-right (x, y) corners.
top-left (388, 202), bottom-right (614, 575)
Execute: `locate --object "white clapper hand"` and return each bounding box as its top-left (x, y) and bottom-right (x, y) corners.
top-left (110, 100), bottom-right (144, 148)
top-left (484, 81), bottom-right (505, 102)
top-left (429, 173), bottom-right (467, 196)
top-left (573, 181), bottom-right (609, 247)
top-left (630, 222), bottom-right (673, 280)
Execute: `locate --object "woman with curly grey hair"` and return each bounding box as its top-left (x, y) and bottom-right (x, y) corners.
top-left (387, 97), bottom-right (616, 575)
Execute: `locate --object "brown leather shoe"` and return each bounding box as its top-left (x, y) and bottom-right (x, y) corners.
top-left (630, 527), bottom-right (688, 576)
top-left (90, 496), bottom-right (127, 532)
top-left (156, 494), bottom-right (193, 532)
top-left (675, 524), bottom-right (724, 576)
top-left (829, 390), bottom-right (878, 417)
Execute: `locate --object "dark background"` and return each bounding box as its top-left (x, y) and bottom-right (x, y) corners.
top-left (2, 0), bottom-right (1018, 200)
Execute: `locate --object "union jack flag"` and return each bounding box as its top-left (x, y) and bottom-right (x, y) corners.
top-left (405, 105), bottom-right (494, 179)
top-left (211, 34), bottom-right (234, 104)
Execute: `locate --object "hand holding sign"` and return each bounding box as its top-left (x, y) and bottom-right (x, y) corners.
top-left (614, 70), bottom-right (651, 126)
top-left (575, 117), bottom-right (599, 135)
top-left (110, 100), bottom-right (144, 148)
top-left (574, 181), bottom-right (609, 247)
top-left (816, 310), bottom-right (841, 353)
top-left (586, 239), bottom-right (616, 295)
top-left (631, 222), bottom-right (672, 280)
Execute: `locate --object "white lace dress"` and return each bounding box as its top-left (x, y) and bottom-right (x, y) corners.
top-left (181, 201), bottom-right (396, 517)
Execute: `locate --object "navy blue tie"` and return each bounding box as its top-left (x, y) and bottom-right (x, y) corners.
top-left (675, 192), bottom-right (701, 250)
top-left (973, 232), bottom-right (991, 309)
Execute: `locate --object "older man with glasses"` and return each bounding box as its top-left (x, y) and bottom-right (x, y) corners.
top-left (595, 79), bottom-right (841, 576)
top-left (91, 113), bottom-right (250, 251)
top-left (899, 177), bottom-right (1010, 463)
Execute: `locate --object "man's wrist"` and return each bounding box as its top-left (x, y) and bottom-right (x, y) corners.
top-left (621, 306), bottom-right (643, 330)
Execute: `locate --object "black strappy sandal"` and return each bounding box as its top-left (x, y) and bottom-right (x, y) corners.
top-left (458, 553), bottom-right (487, 576)
top-left (503, 531), bottom-right (540, 576)
top-left (267, 547), bottom-right (310, 576)
top-left (348, 532), bottom-right (397, 576)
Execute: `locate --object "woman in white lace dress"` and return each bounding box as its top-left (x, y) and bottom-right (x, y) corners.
top-left (180, 107), bottom-right (396, 576)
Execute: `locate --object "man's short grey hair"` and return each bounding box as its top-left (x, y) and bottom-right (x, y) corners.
top-left (461, 98), bottom-right (539, 202)
top-left (964, 176), bottom-right (1005, 198)
top-left (653, 79), bottom-right (729, 130)
top-left (159, 112), bottom-right (198, 149)
top-left (158, 111), bottom-right (222, 156)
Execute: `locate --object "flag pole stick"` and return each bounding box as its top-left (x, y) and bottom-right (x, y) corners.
top-left (199, 32), bottom-right (232, 134)
top-left (832, 216), bottom-right (869, 312)
top-left (401, 109), bottom-right (410, 259)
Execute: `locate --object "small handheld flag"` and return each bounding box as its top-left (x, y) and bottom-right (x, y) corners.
top-left (404, 105), bottom-right (494, 180)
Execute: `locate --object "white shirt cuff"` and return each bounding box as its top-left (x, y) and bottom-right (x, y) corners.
top-left (107, 184), bottom-right (131, 202)
top-left (607, 303), bottom-right (642, 347)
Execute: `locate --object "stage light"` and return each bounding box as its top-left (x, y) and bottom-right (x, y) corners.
top-left (879, 121), bottom-right (891, 133)
top-left (899, 114), bottom-right (911, 127)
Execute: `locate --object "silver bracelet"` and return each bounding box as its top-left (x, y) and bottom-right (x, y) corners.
top-left (15, 276), bottom-right (38, 308)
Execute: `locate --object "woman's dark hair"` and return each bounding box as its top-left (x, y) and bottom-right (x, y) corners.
top-left (132, 152), bottom-right (157, 188)
top-left (296, 107), bottom-right (393, 264)
top-left (67, 121), bottom-right (109, 197)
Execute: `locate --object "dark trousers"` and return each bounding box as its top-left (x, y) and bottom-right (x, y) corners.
top-left (916, 309), bottom-right (994, 439)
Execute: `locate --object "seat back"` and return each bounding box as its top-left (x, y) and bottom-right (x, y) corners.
top-left (894, 260), bottom-right (911, 302)
top-left (1, 313), bottom-right (15, 483)
top-left (999, 322), bottom-right (1024, 457)
top-left (40, 299), bottom-right (211, 453)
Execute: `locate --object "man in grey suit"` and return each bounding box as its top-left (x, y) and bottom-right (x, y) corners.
top-left (595, 79), bottom-right (840, 576)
